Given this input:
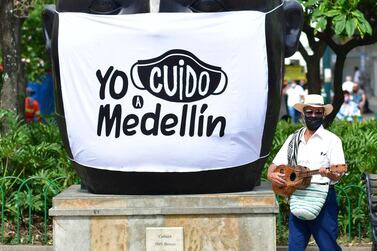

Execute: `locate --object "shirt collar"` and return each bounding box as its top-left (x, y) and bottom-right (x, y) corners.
top-left (301, 125), bottom-right (325, 141)
top-left (313, 125), bottom-right (325, 138)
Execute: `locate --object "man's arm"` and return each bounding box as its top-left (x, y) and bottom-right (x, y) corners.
top-left (267, 134), bottom-right (294, 186)
top-left (359, 92), bottom-right (366, 110)
top-left (34, 101), bottom-right (42, 123)
top-left (319, 136), bottom-right (346, 182)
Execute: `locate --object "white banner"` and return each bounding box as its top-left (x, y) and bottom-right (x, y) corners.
top-left (57, 11), bottom-right (268, 172)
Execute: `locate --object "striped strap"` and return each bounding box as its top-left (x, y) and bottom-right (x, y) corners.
top-left (287, 128), bottom-right (304, 166)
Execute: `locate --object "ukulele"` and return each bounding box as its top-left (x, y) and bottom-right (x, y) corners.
top-left (272, 164), bottom-right (348, 197)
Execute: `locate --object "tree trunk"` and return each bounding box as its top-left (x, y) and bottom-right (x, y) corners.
top-left (0, 0), bottom-right (23, 115)
top-left (306, 56), bottom-right (322, 94)
top-left (324, 53), bottom-right (346, 127)
top-left (297, 29), bottom-right (326, 95)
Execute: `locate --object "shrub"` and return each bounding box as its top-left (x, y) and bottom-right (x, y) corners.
top-left (0, 109), bottom-right (77, 243)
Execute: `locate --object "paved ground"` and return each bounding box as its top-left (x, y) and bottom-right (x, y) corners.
top-left (0, 246), bottom-right (51, 251)
top-left (0, 245), bottom-right (372, 251)
top-left (364, 94), bottom-right (377, 120)
top-left (278, 245), bottom-right (373, 251)
top-left (368, 95), bottom-right (377, 111)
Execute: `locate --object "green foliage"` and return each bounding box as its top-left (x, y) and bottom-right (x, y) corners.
top-left (0, 109), bottom-right (77, 244)
top-left (263, 121), bottom-right (302, 171)
top-left (264, 119), bottom-right (377, 244)
top-left (300, 0), bottom-right (375, 38)
top-left (1, 109), bottom-right (376, 244)
top-left (21, 0), bottom-right (54, 82)
top-left (330, 121), bottom-right (377, 174)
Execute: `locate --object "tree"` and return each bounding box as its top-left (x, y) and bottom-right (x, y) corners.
top-left (298, 0), bottom-right (377, 126)
top-left (0, 0), bottom-right (25, 114)
top-left (0, 0), bottom-right (51, 119)
top-left (21, 2), bottom-right (52, 81)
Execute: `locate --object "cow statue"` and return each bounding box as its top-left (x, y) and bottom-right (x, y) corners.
top-left (43, 0), bottom-right (303, 194)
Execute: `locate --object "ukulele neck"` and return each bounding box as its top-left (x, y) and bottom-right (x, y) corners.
top-left (299, 169), bottom-right (321, 178)
top-left (298, 165), bottom-right (345, 178)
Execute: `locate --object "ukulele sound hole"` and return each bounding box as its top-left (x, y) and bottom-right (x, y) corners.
top-left (290, 173), bottom-right (296, 181)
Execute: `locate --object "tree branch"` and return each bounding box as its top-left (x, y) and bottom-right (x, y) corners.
top-left (316, 31), bottom-right (341, 55)
top-left (316, 16), bottom-right (377, 56)
top-left (302, 22), bottom-right (317, 50)
top-left (324, 54), bottom-right (347, 127)
top-left (317, 39), bottom-right (327, 56)
top-left (314, 20), bottom-right (343, 55)
top-left (298, 41), bottom-right (310, 62)
top-left (343, 34), bottom-right (377, 54)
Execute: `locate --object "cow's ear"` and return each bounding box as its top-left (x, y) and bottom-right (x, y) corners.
top-left (42, 5), bottom-right (57, 53)
top-left (283, 0), bottom-right (304, 58)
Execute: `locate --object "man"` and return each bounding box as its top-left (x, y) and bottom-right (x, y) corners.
top-left (284, 80), bottom-right (305, 124)
top-left (25, 87), bottom-right (41, 123)
top-left (267, 94), bottom-right (345, 251)
top-left (352, 82), bottom-right (366, 114)
top-left (353, 66), bottom-right (361, 84)
top-left (342, 76), bottom-right (354, 93)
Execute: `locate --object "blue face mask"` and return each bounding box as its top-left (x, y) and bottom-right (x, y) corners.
top-left (304, 116), bottom-right (323, 131)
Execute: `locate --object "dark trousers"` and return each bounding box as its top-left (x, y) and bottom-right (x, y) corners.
top-left (288, 186), bottom-right (341, 251)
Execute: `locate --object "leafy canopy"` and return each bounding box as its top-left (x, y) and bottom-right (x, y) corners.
top-left (21, 0), bottom-right (54, 82)
top-left (300, 0), bottom-right (375, 39)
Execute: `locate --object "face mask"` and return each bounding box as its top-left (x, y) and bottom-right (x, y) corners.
top-left (344, 96), bottom-right (350, 103)
top-left (55, 10), bottom-right (277, 173)
top-left (304, 116), bottom-right (323, 131)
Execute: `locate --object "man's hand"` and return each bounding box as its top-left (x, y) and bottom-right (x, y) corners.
top-left (267, 164), bottom-right (286, 186)
top-left (319, 167), bottom-right (341, 181)
top-left (267, 172), bottom-right (286, 186)
top-left (319, 167), bottom-right (329, 177)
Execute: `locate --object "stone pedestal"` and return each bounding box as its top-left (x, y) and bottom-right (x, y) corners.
top-left (49, 183), bottom-right (278, 251)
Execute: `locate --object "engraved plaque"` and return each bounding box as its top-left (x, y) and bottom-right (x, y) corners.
top-left (146, 227), bottom-right (184, 251)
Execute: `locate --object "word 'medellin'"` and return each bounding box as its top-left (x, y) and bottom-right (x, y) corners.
top-left (97, 103), bottom-right (226, 138)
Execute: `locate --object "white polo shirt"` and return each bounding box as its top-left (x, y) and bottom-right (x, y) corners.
top-left (272, 125), bottom-right (345, 184)
top-left (286, 85), bottom-right (305, 107)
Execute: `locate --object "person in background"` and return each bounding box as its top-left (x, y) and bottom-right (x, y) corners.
top-left (363, 96), bottom-right (374, 114)
top-left (353, 66), bottom-right (361, 84)
top-left (25, 87), bottom-right (41, 123)
top-left (283, 80), bottom-right (305, 124)
top-left (280, 80), bottom-right (290, 120)
top-left (352, 82), bottom-right (366, 114)
top-left (342, 76), bottom-right (354, 94)
top-left (337, 91), bottom-right (362, 122)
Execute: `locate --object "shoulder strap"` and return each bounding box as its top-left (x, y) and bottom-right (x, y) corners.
top-left (287, 127), bottom-right (304, 166)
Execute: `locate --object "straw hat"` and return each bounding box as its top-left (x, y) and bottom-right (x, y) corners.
top-left (294, 94), bottom-right (333, 116)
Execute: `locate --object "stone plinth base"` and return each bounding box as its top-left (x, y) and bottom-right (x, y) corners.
top-left (50, 183), bottom-right (278, 251)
